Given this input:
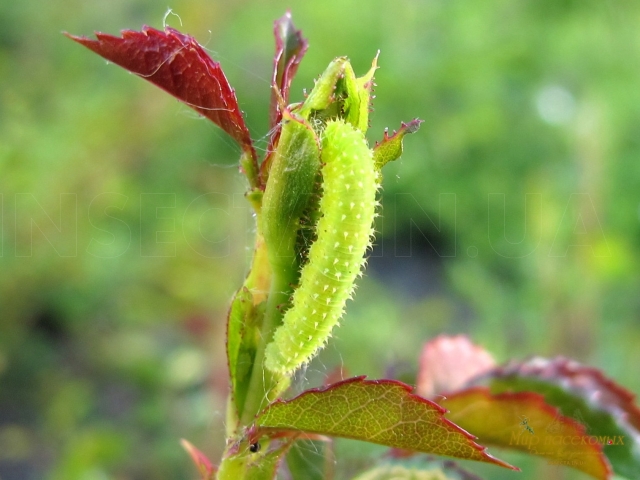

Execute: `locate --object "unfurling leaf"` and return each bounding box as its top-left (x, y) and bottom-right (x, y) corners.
top-left (269, 12), bottom-right (308, 129)
top-left (253, 376), bottom-right (517, 470)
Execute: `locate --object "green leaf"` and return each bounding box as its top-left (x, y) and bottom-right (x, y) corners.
top-left (253, 376), bottom-right (517, 470)
top-left (261, 109), bottom-right (321, 274)
top-left (374, 459), bottom-right (487, 480)
top-left (441, 387), bottom-right (612, 480)
top-left (339, 56), bottom-right (377, 132)
top-left (351, 460), bottom-right (487, 480)
top-left (286, 439), bottom-right (334, 480)
top-left (294, 55), bottom-right (377, 132)
top-left (477, 357), bottom-right (640, 479)
top-left (297, 57), bottom-right (348, 118)
top-left (373, 119), bottom-right (423, 170)
top-left (351, 464), bottom-right (455, 480)
top-left (227, 287), bottom-right (265, 415)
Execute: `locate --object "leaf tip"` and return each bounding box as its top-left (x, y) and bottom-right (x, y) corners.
top-left (181, 439), bottom-right (216, 479)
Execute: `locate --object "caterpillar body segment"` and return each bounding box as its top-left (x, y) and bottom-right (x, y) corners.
top-left (265, 119), bottom-right (379, 374)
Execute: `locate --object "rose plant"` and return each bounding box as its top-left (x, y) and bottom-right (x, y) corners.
top-left (67, 12), bottom-right (640, 480)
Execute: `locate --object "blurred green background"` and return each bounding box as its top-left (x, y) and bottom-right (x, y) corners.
top-left (1, 0), bottom-right (639, 479)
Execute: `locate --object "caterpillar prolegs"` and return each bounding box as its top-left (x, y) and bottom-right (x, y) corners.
top-left (265, 119), bottom-right (379, 374)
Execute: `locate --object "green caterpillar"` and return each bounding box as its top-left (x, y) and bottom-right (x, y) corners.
top-left (265, 119), bottom-right (379, 374)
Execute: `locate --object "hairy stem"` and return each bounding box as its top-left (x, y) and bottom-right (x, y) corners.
top-left (239, 263), bottom-right (292, 426)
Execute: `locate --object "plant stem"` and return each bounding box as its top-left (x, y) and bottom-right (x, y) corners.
top-left (239, 265), bottom-right (292, 426)
top-left (240, 149), bottom-right (261, 190)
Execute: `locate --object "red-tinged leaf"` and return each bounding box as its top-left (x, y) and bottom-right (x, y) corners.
top-left (65, 27), bottom-right (257, 164)
top-left (373, 119), bottom-right (423, 170)
top-left (261, 13), bottom-right (308, 183)
top-left (479, 357), bottom-right (640, 479)
top-left (417, 335), bottom-right (496, 399)
top-left (253, 376), bottom-right (517, 471)
top-left (441, 387), bottom-right (612, 480)
top-left (491, 357), bottom-right (640, 432)
top-left (270, 12), bottom-right (308, 129)
top-left (181, 439), bottom-right (216, 480)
